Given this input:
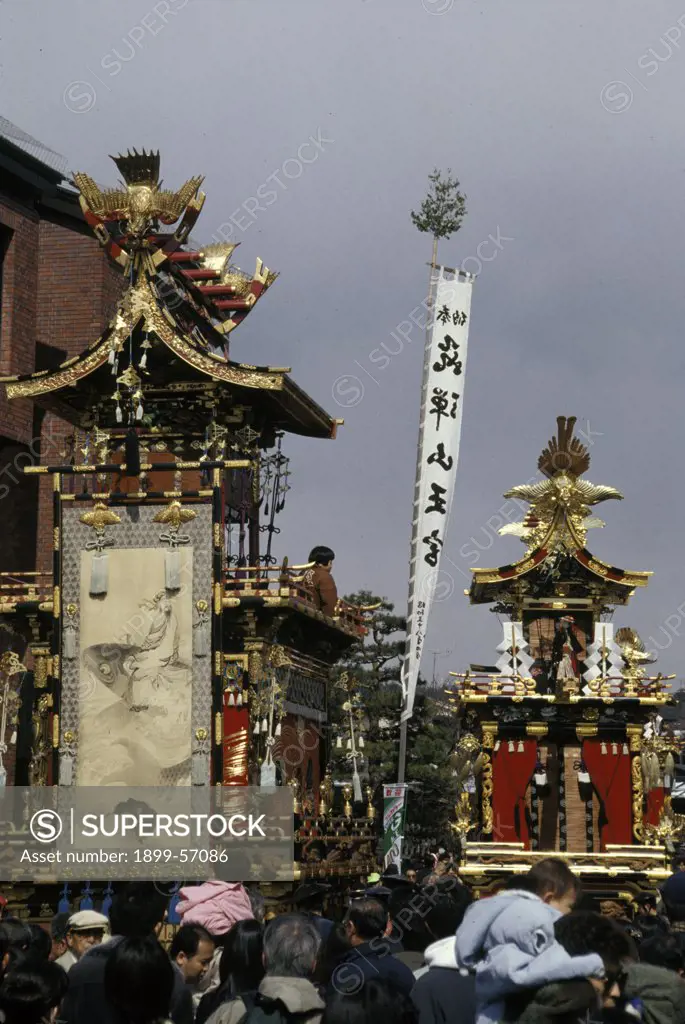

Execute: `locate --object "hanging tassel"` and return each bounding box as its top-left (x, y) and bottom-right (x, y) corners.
top-left (165, 548), bottom-right (181, 591)
top-left (623, 743), bottom-right (629, 755)
top-left (124, 428), bottom-right (140, 476)
top-left (90, 552), bottom-right (109, 596)
top-left (508, 740), bottom-right (514, 752)
top-left (665, 752), bottom-right (675, 790)
top-left (193, 618), bottom-right (209, 656)
top-left (601, 742), bottom-right (607, 754)
top-left (260, 760), bottom-right (276, 786)
top-left (352, 769), bottom-right (363, 803)
top-left (261, 717), bottom-right (268, 733)
top-left (64, 625), bottom-right (77, 660)
top-left (9, 730), bottom-right (16, 746)
top-left (275, 721), bottom-right (282, 738)
top-left (336, 736), bottom-right (342, 749)
top-left (136, 402), bottom-right (144, 421)
top-left (346, 738), bottom-right (352, 750)
top-left (60, 754), bottom-right (74, 786)
top-left (115, 403), bottom-right (123, 424)
top-left (192, 753), bottom-right (205, 785)
top-left (139, 351), bottom-right (148, 369)
top-left (108, 348), bottom-right (116, 365)
top-left (228, 693), bottom-right (235, 707)
top-left (253, 721), bottom-right (261, 736)
top-left (494, 740), bottom-right (501, 752)
top-left (649, 753), bottom-right (660, 792)
top-left (518, 740), bottom-right (524, 753)
top-left (358, 736), bottom-right (364, 749)
top-left (237, 692), bottom-right (243, 707)
top-left (612, 743), bottom-right (618, 755)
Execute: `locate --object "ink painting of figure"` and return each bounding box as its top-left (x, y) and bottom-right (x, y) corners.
top-left (76, 547), bottom-right (193, 786)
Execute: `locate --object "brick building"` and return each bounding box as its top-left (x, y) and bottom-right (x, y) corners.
top-left (0, 117), bottom-right (122, 574)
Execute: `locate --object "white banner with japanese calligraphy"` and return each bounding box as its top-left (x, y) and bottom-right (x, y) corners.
top-left (401, 267), bottom-right (474, 722)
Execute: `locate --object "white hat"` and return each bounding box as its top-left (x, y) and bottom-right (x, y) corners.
top-left (67, 910), bottom-right (109, 932)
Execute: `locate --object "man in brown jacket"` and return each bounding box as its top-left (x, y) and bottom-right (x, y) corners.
top-left (304, 546), bottom-right (338, 618)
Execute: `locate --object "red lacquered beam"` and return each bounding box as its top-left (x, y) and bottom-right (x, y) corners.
top-left (213, 298), bottom-right (253, 311)
top-left (198, 285), bottom-right (240, 296)
top-left (180, 268), bottom-right (219, 280)
top-left (168, 251), bottom-right (204, 263)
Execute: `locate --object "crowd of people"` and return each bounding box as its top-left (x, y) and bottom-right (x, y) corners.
top-left (2, 855), bottom-right (685, 1024)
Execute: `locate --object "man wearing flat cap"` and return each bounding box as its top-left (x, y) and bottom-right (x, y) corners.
top-left (56, 909), bottom-right (109, 973)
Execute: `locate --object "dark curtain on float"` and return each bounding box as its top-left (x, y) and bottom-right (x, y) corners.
top-left (492, 740), bottom-right (537, 848)
top-left (582, 739), bottom-right (632, 849)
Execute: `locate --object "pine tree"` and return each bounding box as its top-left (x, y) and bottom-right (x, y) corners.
top-left (329, 592), bottom-right (460, 849)
top-left (411, 168), bottom-right (467, 299)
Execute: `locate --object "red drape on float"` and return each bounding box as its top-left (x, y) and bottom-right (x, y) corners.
top-left (645, 787), bottom-right (665, 827)
top-left (492, 740), bottom-right (537, 848)
top-left (222, 695), bottom-right (249, 786)
top-left (582, 740), bottom-right (632, 849)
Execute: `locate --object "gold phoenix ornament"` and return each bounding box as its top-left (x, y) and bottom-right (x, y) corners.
top-left (73, 150), bottom-right (204, 238)
top-left (498, 416), bottom-right (623, 553)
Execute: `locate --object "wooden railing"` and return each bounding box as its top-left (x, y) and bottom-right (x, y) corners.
top-left (0, 572), bottom-right (53, 608)
top-left (223, 560), bottom-right (366, 636)
top-left (447, 670), bottom-right (673, 702)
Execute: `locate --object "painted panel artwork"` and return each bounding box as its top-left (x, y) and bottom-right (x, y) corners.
top-left (77, 547), bottom-right (193, 786)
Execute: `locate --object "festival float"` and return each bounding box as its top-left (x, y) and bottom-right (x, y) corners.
top-left (0, 150), bottom-right (377, 915)
top-left (447, 416), bottom-right (682, 902)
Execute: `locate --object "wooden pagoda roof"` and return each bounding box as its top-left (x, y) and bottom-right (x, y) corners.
top-left (470, 545), bottom-right (651, 605)
top-left (1, 246), bottom-right (339, 440)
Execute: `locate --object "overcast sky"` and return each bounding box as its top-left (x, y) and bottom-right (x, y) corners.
top-left (3, 0), bottom-right (685, 686)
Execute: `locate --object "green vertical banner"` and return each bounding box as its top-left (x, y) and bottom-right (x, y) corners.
top-left (383, 783), bottom-right (407, 871)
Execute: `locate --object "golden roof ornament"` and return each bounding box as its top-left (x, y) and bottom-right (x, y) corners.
top-left (73, 149), bottom-right (204, 238)
top-left (498, 416), bottom-right (623, 553)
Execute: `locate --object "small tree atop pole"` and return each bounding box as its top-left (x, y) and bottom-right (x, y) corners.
top-left (410, 167), bottom-right (467, 312)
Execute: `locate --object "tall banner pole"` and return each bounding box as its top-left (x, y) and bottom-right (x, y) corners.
top-left (399, 266), bottom-right (475, 792)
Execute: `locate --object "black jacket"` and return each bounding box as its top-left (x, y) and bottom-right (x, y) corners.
top-left (412, 959), bottom-right (476, 1024)
top-left (331, 941), bottom-right (415, 997)
top-left (60, 936), bottom-right (193, 1024)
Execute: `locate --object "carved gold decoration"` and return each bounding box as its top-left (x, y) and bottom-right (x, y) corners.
top-left (626, 725), bottom-right (642, 753)
top-left (52, 714), bottom-right (59, 749)
top-left (498, 417), bottom-right (623, 554)
top-left (575, 724), bottom-right (598, 741)
top-left (195, 728), bottom-right (208, 742)
top-left (73, 151), bottom-right (204, 238)
top-left (481, 722), bottom-right (498, 749)
top-left (152, 500), bottom-right (197, 530)
top-left (450, 791), bottom-right (475, 838)
top-left (214, 713), bottom-right (222, 745)
top-left (0, 652), bottom-right (27, 677)
top-left (80, 503), bottom-right (121, 533)
top-left (33, 653), bottom-right (49, 690)
top-left (526, 723), bottom-right (549, 737)
top-left (632, 753), bottom-right (644, 842)
top-left (481, 752), bottom-right (493, 834)
top-left (63, 730), bottom-right (76, 744)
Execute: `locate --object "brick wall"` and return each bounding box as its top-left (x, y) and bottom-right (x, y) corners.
top-left (0, 197), bottom-right (123, 572)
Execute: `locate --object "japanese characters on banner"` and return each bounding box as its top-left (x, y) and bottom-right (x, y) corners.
top-left (383, 783), bottom-right (408, 871)
top-left (401, 267), bottom-right (475, 722)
